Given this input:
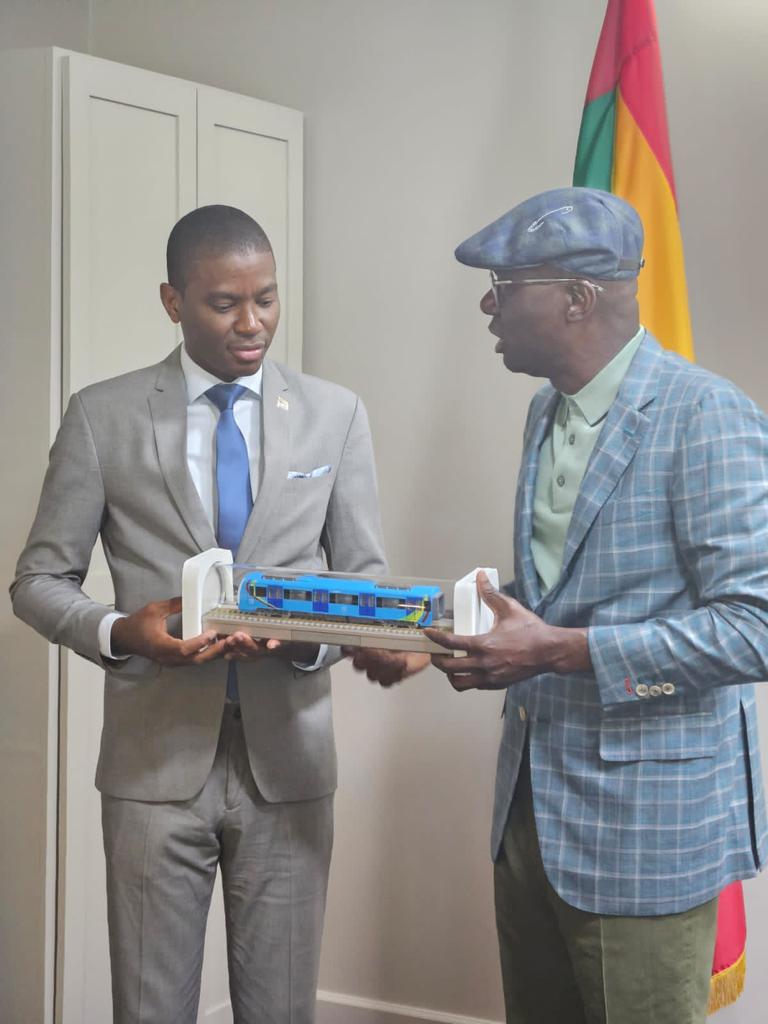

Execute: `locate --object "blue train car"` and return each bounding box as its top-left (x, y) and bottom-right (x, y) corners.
top-left (237, 571), bottom-right (445, 627)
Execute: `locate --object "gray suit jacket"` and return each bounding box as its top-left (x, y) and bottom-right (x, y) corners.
top-left (12, 347), bottom-right (387, 803)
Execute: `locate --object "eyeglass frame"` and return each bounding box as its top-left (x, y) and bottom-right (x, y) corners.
top-left (489, 270), bottom-right (605, 305)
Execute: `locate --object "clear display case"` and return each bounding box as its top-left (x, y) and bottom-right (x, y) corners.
top-left (182, 549), bottom-right (499, 654)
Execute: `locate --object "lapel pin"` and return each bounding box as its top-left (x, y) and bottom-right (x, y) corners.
top-left (277, 395), bottom-right (289, 411)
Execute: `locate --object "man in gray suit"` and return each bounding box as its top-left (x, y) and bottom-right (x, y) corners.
top-left (12, 205), bottom-right (387, 1023)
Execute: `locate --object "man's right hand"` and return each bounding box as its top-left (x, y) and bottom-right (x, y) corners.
top-left (343, 647), bottom-right (431, 687)
top-left (110, 597), bottom-right (229, 666)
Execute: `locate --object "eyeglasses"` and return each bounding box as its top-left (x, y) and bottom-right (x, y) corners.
top-left (489, 270), bottom-right (605, 305)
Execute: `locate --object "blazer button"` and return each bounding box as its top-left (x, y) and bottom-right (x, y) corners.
top-left (662, 682), bottom-right (676, 695)
top-left (649, 684), bottom-right (662, 697)
top-left (518, 706), bottom-right (527, 721)
top-left (635, 683), bottom-right (649, 697)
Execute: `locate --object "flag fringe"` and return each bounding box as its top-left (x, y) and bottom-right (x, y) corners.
top-left (708, 950), bottom-right (746, 1015)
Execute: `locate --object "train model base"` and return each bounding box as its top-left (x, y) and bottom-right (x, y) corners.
top-left (202, 606), bottom-right (459, 655)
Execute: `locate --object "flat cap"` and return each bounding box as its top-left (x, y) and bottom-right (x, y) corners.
top-left (454, 186), bottom-right (644, 280)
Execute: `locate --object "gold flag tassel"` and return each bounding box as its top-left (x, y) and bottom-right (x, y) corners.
top-left (708, 950), bottom-right (746, 1015)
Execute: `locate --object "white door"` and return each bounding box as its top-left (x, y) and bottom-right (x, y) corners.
top-left (59, 52), bottom-right (302, 1024)
top-left (197, 86), bottom-right (303, 370)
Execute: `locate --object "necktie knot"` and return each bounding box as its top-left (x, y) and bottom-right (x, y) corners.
top-left (206, 382), bottom-right (247, 413)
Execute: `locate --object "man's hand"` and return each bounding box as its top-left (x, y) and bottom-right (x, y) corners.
top-left (110, 597), bottom-right (229, 666)
top-left (344, 647), bottom-right (431, 687)
top-left (223, 632), bottom-right (321, 665)
top-left (424, 571), bottom-right (591, 692)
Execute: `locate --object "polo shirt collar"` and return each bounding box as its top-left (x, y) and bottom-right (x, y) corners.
top-left (564, 326), bottom-right (645, 426)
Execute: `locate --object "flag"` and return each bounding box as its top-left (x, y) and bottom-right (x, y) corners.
top-left (573, 0), bottom-right (692, 359)
top-left (573, 0), bottom-right (747, 1012)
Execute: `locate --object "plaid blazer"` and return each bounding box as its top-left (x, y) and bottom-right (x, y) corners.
top-left (493, 332), bottom-right (768, 915)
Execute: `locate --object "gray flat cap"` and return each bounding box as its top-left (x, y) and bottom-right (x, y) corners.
top-left (455, 186), bottom-right (644, 280)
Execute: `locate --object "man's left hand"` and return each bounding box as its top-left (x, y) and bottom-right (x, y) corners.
top-left (424, 571), bottom-right (590, 692)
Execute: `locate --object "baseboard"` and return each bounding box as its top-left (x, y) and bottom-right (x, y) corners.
top-left (201, 989), bottom-right (501, 1024)
top-left (316, 990), bottom-right (502, 1024)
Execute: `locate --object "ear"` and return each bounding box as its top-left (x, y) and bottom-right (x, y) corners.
top-left (565, 281), bottom-right (598, 322)
top-left (159, 282), bottom-right (182, 324)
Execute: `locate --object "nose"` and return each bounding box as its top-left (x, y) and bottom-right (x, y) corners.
top-left (234, 305), bottom-right (260, 335)
top-left (480, 288), bottom-right (498, 315)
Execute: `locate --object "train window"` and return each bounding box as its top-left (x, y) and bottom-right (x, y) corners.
top-left (285, 589), bottom-right (312, 601)
top-left (331, 593), bottom-right (358, 605)
top-left (247, 585), bottom-right (268, 598)
top-left (376, 596), bottom-right (403, 608)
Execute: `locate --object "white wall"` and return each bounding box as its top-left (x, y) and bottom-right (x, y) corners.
top-left (0, 0), bottom-right (90, 50)
top-left (3, 1), bottom-right (768, 1021)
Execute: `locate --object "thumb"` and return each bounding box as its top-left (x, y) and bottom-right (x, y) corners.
top-left (475, 571), bottom-right (510, 618)
top-left (157, 596), bottom-right (183, 620)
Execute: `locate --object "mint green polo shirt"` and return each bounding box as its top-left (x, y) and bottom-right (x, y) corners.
top-left (531, 327), bottom-right (645, 594)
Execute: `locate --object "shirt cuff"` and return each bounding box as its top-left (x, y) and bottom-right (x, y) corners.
top-left (98, 611), bottom-right (130, 661)
top-left (292, 643), bottom-right (330, 673)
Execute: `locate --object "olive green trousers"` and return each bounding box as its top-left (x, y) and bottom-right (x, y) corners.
top-left (494, 752), bottom-right (718, 1024)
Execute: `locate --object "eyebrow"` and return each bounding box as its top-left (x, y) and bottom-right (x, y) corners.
top-left (207, 284), bottom-right (277, 301)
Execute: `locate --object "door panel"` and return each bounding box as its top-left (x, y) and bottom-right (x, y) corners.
top-left (64, 53), bottom-right (196, 397)
top-left (198, 87), bottom-right (303, 369)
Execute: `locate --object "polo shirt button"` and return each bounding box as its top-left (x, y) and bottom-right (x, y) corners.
top-left (662, 682), bottom-right (676, 695)
top-left (636, 683), bottom-right (649, 697)
top-left (518, 706), bottom-right (527, 721)
top-left (557, 475), bottom-right (566, 487)
top-left (568, 434), bottom-right (576, 445)
top-left (649, 684), bottom-right (662, 697)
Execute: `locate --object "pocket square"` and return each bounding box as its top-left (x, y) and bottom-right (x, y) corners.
top-left (287, 465), bottom-right (332, 479)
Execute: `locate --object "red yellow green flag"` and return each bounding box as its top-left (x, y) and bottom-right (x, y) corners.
top-left (573, 0), bottom-right (692, 359)
top-left (574, 1), bottom-right (747, 1013)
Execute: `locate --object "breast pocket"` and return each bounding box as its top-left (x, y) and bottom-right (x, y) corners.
top-left (597, 497), bottom-right (660, 526)
top-left (280, 474), bottom-right (334, 527)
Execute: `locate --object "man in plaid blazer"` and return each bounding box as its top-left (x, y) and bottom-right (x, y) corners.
top-left (419, 188), bottom-right (768, 1024)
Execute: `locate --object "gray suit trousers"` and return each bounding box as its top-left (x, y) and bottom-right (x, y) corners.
top-left (102, 706), bottom-right (334, 1024)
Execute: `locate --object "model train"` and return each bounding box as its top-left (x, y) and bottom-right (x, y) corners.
top-left (237, 571), bottom-right (445, 627)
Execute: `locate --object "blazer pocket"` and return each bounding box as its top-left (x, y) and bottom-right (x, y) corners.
top-left (597, 497), bottom-right (660, 526)
top-left (283, 475), bottom-right (334, 501)
top-left (599, 711), bottom-right (718, 762)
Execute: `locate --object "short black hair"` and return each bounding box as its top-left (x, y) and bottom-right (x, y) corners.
top-left (166, 205), bottom-right (272, 291)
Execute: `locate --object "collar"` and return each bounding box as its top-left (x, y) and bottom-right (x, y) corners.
top-left (563, 326), bottom-right (645, 426)
top-left (180, 344), bottom-right (263, 404)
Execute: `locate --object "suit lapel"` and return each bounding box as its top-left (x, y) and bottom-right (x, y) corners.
top-left (553, 335), bottom-right (661, 591)
top-left (238, 360), bottom-right (290, 561)
top-left (148, 348), bottom-right (217, 553)
top-left (516, 387), bottom-right (560, 610)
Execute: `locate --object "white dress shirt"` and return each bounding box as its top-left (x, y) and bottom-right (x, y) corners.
top-left (99, 346), bottom-right (326, 671)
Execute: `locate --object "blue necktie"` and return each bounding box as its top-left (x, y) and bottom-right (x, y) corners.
top-left (206, 383), bottom-right (253, 701)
